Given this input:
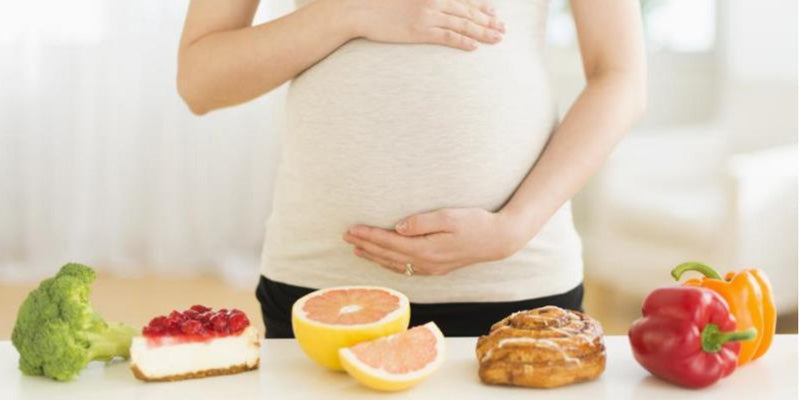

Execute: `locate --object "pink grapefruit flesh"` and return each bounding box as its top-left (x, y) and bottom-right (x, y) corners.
top-left (349, 325), bottom-right (439, 374)
top-left (301, 288), bottom-right (401, 325)
top-left (339, 322), bottom-right (445, 391)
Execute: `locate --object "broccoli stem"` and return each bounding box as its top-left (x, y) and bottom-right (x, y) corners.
top-left (86, 322), bottom-right (137, 361)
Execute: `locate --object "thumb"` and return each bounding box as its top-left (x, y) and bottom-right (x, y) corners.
top-left (395, 210), bottom-right (454, 236)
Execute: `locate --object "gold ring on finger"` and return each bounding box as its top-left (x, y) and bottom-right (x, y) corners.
top-left (404, 262), bottom-right (415, 277)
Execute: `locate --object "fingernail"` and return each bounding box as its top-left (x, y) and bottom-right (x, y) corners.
top-left (498, 21), bottom-right (506, 32)
top-left (395, 221), bottom-right (407, 232)
top-left (490, 31), bottom-right (502, 41)
top-left (468, 41), bottom-right (478, 50)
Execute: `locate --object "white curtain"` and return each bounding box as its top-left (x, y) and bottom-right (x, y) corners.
top-left (0, 1), bottom-right (293, 286)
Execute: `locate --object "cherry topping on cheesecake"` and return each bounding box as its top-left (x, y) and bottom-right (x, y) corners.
top-left (142, 306), bottom-right (250, 341)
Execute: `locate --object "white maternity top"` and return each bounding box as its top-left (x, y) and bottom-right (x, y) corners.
top-left (260, 0), bottom-right (583, 303)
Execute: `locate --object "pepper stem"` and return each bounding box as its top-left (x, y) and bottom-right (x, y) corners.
top-left (671, 261), bottom-right (723, 281)
top-left (701, 324), bottom-right (757, 353)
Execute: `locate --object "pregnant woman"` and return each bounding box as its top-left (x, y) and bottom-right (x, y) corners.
top-left (178, 0), bottom-right (645, 337)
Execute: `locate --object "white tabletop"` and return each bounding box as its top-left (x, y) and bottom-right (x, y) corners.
top-left (2, 335), bottom-right (797, 399)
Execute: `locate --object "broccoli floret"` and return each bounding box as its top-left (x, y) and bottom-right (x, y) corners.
top-left (11, 263), bottom-right (137, 381)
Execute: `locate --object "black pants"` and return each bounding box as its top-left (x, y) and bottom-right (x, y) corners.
top-left (255, 275), bottom-right (584, 338)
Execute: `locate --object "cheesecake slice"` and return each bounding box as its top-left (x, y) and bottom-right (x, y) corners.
top-left (130, 305), bottom-right (260, 382)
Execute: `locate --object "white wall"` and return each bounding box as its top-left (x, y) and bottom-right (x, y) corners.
top-left (720, 0), bottom-right (798, 82)
top-left (715, 0), bottom-right (798, 152)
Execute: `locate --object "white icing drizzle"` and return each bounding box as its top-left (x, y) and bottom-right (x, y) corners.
top-left (481, 336), bottom-right (584, 365)
top-left (551, 327), bottom-right (594, 346)
top-left (498, 337), bottom-right (543, 346)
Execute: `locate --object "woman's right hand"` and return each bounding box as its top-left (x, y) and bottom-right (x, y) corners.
top-left (347, 0), bottom-right (505, 51)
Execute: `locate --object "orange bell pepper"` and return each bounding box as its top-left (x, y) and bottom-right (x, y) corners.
top-left (730, 268), bottom-right (776, 360)
top-left (671, 262), bottom-right (776, 366)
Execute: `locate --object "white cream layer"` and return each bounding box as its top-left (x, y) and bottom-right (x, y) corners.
top-left (130, 326), bottom-right (260, 378)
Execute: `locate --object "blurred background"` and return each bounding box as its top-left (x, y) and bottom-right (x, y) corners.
top-left (0, 0), bottom-right (797, 338)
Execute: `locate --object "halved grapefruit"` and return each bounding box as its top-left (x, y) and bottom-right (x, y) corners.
top-left (339, 322), bottom-right (445, 391)
top-left (292, 286), bottom-right (410, 370)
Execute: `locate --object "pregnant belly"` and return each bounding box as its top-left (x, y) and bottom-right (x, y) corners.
top-left (276, 38), bottom-right (556, 236)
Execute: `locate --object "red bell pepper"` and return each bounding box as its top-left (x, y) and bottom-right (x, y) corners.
top-left (628, 286), bottom-right (756, 388)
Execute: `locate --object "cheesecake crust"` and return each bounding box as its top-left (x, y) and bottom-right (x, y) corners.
top-left (131, 359), bottom-right (259, 382)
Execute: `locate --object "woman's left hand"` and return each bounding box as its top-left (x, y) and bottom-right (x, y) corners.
top-left (343, 208), bottom-right (531, 276)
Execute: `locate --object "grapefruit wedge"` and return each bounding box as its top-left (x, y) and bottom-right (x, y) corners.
top-left (292, 286), bottom-right (410, 370)
top-left (339, 322), bottom-right (445, 391)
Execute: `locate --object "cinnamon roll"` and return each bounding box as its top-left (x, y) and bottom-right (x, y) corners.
top-left (475, 306), bottom-right (606, 388)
